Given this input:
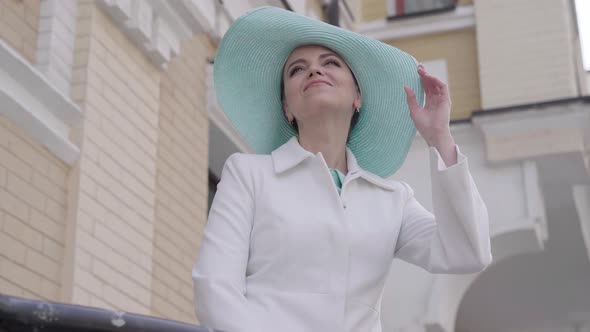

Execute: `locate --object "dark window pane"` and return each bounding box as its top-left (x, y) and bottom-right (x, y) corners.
top-left (389, 0), bottom-right (457, 18)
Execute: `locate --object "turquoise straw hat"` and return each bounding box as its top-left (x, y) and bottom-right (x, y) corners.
top-left (214, 6), bottom-right (424, 178)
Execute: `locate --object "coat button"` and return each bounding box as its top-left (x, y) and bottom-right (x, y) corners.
top-left (342, 201), bottom-right (347, 209)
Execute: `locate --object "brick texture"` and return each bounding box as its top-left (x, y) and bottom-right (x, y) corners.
top-left (35, 0), bottom-right (79, 96)
top-left (1, 0), bottom-right (210, 324)
top-left (152, 33), bottom-right (212, 324)
top-left (0, 0), bottom-right (40, 63)
top-left (0, 116), bottom-right (67, 300)
top-left (65, 1), bottom-right (160, 314)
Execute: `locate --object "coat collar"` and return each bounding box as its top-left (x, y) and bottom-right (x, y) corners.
top-left (271, 137), bottom-right (395, 191)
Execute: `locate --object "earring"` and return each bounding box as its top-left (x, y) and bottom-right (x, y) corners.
top-left (355, 107), bottom-right (360, 113)
top-left (285, 112), bottom-right (293, 125)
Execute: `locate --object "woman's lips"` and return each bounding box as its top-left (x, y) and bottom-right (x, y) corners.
top-left (304, 80), bottom-right (331, 91)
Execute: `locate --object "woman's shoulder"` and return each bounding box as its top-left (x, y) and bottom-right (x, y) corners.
top-left (388, 180), bottom-right (415, 199)
top-left (354, 167), bottom-right (409, 194)
top-left (225, 152), bottom-right (272, 166)
top-left (222, 152), bottom-right (274, 177)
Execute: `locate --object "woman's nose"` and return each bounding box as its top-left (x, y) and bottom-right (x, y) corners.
top-left (308, 67), bottom-right (324, 77)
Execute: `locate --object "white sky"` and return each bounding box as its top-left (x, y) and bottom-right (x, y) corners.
top-left (576, 0), bottom-right (590, 70)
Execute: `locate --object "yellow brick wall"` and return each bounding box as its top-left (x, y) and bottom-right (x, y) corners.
top-left (66, 1), bottom-right (160, 313)
top-left (361, 0), bottom-right (387, 22)
top-left (0, 0), bottom-right (67, 302)
top-left (307, 0), bottom-right (325, 20)
top-left (1, 0), bottom-right (211, 323)
top-left (0, 115), bottom-right (68, 301)
top-left (387, 29), bottom-right (481, 120)
top-left (0, 0), bottom-right (39, 63)
top-left (151, 34), bottom-right (212, 324)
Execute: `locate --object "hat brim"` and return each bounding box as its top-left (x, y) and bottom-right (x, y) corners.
top-left (214, 6), bottom-right (424, 178)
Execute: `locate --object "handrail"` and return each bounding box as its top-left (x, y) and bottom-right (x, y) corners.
top-left (0, 293), bottom-right (220, 332)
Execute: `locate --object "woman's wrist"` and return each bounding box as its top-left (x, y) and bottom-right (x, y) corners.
top-left (426, 130), bottom-right (454, 149)
top-left (427, 132), bottom-right (457, 167)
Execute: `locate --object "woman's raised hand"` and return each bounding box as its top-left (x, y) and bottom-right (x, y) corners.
top-left (404, 64), bottom-right (457, 165)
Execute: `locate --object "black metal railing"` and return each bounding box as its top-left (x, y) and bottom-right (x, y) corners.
top-left (0, 293), bottom-right (219, 332)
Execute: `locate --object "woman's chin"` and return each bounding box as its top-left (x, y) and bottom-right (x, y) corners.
top-left (304, 94), bottom-right (340, 109)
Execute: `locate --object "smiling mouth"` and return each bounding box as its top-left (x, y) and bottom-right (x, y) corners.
top-left (304, 82), bottom-right (330, 91)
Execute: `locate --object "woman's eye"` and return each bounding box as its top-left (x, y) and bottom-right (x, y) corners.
top-left (325, 60), bottom-right (340, 66)
top-left (289, 67), bottom-right (303, 76)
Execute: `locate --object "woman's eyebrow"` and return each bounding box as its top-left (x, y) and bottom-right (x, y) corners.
top-left (318, 52), bottom-right (339, 60)
top-left (285, 52), bottom-right (340, 73)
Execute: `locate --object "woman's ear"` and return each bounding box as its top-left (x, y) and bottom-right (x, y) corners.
top-left (283, 103), bottom-right (294, 123)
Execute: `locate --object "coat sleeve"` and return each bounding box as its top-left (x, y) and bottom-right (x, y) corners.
top-left (393, 145), bottom-right (492, 274)
top-left (192, 154), bottom-right (261, 332)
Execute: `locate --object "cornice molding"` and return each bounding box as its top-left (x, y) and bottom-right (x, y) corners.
top-left (358, 6), bottom-right (475, 42)
top-left (97, 0), bottom-right (206, 69)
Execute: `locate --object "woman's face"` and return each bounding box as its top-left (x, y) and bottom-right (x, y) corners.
top-left (282, 45), bottom-right (361, 126)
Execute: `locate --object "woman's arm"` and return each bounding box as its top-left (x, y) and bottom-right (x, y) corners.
top-left (192, 154), bottom-right (260, 332)
top-left (395, 64), bottom-right (491, 273)
top-left (394, 145), bottom-right (492, 273)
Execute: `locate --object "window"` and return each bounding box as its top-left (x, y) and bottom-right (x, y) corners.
top-left (387, 0), bottom-right (458, 19)
top-left (422, 59), bottom-right (449, 85)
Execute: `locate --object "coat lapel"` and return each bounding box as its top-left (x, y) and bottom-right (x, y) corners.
top-left (345, 147), bottom-right (395, 191)
top-left (271, 137), bottom-right (315, 174)
top-left (271, 136), bottom-right (395, 191)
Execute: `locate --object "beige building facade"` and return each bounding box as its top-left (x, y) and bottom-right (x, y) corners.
top-left (1, 0), bottom-right (590, 331)
top-left (1, 0), bottom-right (71, 305)
top-left (0, 0), bottom-right (214, 324)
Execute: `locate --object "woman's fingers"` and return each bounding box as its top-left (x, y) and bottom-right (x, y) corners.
top-left (418, 67), bottom-right (436, 95)
top-left (404, 85), bottom-right (420, 116)
top-left (418, 66), bottom-right (449, 97)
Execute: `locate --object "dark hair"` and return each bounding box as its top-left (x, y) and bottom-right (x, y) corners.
top-left (280, 73), bottom-right (361, 138)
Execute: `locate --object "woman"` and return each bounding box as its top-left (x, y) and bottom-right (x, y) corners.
top-left (193, 6), bottom-right (491, 332)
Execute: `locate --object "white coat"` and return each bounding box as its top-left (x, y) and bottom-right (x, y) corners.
top-left (193, 137), bottom-right (492, 332)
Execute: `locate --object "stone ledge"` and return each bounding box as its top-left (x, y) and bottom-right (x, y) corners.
top-left (473, 102), bottom-right (590, 163)
top-left (358, 5), bottom-right (475, 41)
top-left (0, 39), bottom-right (81, 164)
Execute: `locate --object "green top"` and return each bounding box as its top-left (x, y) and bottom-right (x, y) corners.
top-left (329, 169), bottom-right (346, 194)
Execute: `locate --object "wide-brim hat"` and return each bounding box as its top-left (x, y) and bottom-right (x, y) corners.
top-left (214, 6), bottom-right (424, 178)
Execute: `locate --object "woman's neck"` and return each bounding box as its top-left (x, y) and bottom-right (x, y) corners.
top-left (297, 122), bottom-right (349, 174)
